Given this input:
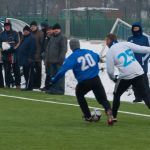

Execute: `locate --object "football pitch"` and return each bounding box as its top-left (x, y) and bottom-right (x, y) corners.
top-left (0, 89), bottom-right (150, 150)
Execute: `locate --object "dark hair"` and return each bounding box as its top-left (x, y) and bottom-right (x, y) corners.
top-left (106, 34), bottom-right (117, 41)
top-left (23, 25), bottom-right (31, 32)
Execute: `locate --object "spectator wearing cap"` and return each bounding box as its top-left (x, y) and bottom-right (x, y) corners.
top-left (30, 21), bottom-right (44, 89)
top-left (40, 20), bottom-right (49, 57)
top-left (0, 20), bottom-right (21, 88)
top-left (46, 23), bottom-right (67, 94)
top-left (40, 26), bottom-right (54, 91)
top-left (18, 25), bottom-right (36, 91)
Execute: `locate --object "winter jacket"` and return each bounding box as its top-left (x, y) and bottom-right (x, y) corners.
top-left (128, 22), bottom-right (150, 73)
top-left (32, 29), bottom-right (44, 62)
top-left (0, 48), bottom-right (2, 63)
top-left (0, 30), bottom-right (19, 63)
top-left (46, 32), bottom-right (67, 65)
top-left (18, 33), bottom-right (36, 66)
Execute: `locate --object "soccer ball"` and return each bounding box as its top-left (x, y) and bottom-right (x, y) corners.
top-left (91, 109), bottom-right (102, 122)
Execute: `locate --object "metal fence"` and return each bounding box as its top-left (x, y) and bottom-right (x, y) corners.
top-left (3, 16), bottom-right (150, 40)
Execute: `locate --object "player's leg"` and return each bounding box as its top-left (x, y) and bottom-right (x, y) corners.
top-left (75, 80), bottom-right (92, 120)
top-left (113, 79), bottom-right (131, 119)
top-left (92, 77), bottom-right (111, 110)
top-left (132, 75), bottom-right (150, 109)
top-left (132, 85), bottom-right (142, 102)
top-left (92, 76), bottom-right (113, 125)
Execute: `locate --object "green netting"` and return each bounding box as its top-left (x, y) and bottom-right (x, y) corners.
top-left (1, 15), bottom-right (150, 40)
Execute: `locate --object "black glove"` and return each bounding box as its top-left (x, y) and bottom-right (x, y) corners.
top-left (113, 75), bottom-right (118, 83)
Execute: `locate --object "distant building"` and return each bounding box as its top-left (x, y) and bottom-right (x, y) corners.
top-left (62, 7), bottom-right (122, 19)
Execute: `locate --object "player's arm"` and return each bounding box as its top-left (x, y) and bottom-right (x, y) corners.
top-left (51, 55), bottom-right (75, 83)
top-left (106, 51), bottom-right (115, 81)
top-left (126, 42), bottom-right (150, 53)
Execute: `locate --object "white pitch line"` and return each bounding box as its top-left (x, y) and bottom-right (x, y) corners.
top-left (0, 94), bottom-right (150, 118)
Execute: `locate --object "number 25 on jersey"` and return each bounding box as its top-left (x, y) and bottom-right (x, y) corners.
top-left (117, 49), bottom-right (136, 67)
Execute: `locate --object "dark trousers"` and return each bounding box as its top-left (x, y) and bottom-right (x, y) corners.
top-left (132, 73), bottom-right (149, 101)
top-left (3, 61), bottom-right (21, 87)
top-left (75, 76), bottom-right (111, 118)
top-left (113, 74), bottom-right (150, 118)
top-left (23, 65), bottom-right (34, 89)
top-left (0, 63), bottom-right (4, 87)
top-left (33, 62), bottom-right (42, 89)
top-left (44, 66), bottom-right (51, 90)
top-left (47, 63), bottom-right (65, 94)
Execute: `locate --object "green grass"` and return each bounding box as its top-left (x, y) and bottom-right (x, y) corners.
top-left (0, 88), bottom-right (150, 150)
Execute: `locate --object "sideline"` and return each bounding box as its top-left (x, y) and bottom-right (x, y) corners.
top-left (0, 94), bottom-right (150, 118)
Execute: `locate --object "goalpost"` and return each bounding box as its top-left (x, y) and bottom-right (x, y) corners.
top-left (100, 18), bottom-right (150, 59)
top-left (110, 18), bottom-right (150, 40)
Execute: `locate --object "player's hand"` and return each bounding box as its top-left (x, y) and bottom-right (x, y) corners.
top-left (113, 75), bottom-right (118, 83)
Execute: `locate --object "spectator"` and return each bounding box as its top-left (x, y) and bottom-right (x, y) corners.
top-left (0, 26), bottom-right (4, 88)
top-left (30, 21), bottom-right (44, 89)
top-left (0, 47), bottom-right (4, 88)
top-left (128, 22), bottom-right (150, 102)
top-left (41, 26), bottom-right (54, 91)
top-left (40, 20), bottom-right (49, 48)
top-left (0, 21), bottom-right (21, 88)
top-left (18, 25), bottom-right (36, 91)
top-left (46, 23), bottom-right (67, 94)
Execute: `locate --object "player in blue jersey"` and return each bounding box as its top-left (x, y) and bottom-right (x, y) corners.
top-left (50, 39), bottom-right (113, 125)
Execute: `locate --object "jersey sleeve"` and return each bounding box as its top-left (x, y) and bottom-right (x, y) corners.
top-left (106, 50), bottom-right (115, 80)
top-left (126, 42), bottom-right (150, 53)
top-left (52, 54), bottom-right (76, 83)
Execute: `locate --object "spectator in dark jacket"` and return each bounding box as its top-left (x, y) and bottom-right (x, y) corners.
top-left (41, 26), bottom-right (54, 91)
top-left (18, 25), bottom-right (36, 90)
top-left (46, 23), bottom-right (67, 94)
top-left (128, 22), bottom-right (150, 102)
top-left (30, 21), bottom-right (44, 89)
top-left (0, 47), bottom-right (4, 88)
top-left (0, 21), bottom-right (21, 88)
top-left (0, 27), bottom-right (4, 88)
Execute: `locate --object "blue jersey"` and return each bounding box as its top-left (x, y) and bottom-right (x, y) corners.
top-left (52, 48), bottom-right (100, 83)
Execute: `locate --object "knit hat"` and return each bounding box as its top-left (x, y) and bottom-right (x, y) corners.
top-left (69, 39), bottom-right (80, 51)
top-left (41, 20), bottom-right (49, 28)
top-left (52, 23), bottom-right (61, 30)
top-left (4, 19), bottom-right (11, 27)
top-left (23, 25), bottom-right (31, 32)
top-left (30, 21), bottom-right (38, 26)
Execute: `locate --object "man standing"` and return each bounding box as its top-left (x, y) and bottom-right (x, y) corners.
top-left (0, 47), bottom-right (4, 88)
top-left (0, 21), bottom-right (21, 88)
top-left (106, 34), bottom-right (150, 122)
top-left (128, 22), bottom-right (150, 102)
top-left (46, 23), bottom-right (67, 94)
top-left (50, 39), bottom-right (113, 125)
top-left (18, 26), bottom-right (36, 91)
top-left (41, 26), bottom-right (54, 91)
top-left (0, 25), bottom-right (4, 88)
top-left (30, 21), bottom-right (44, 89)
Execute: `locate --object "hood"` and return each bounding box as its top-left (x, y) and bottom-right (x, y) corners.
top-left (131, 22), bottom-right (143, 37)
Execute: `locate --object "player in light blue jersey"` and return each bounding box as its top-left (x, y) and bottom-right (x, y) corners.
top-left (106, 34), bottom-right (150, 122)
top-left (50, 39), bottom-right (113, 125)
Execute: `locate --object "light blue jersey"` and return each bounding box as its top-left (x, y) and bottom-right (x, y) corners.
top-left (52, 49), bottom-right (100, 83)
top-left (106, 42), bottom-right (150, 80)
